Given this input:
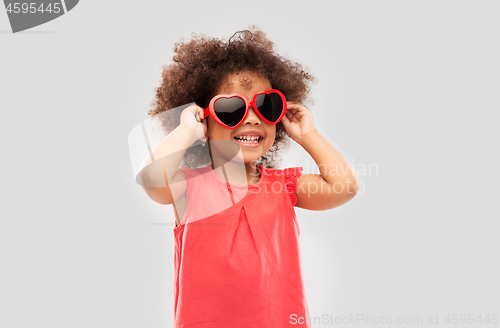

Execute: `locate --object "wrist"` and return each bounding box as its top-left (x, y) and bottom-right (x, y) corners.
top-left (178, 122), bottom-right (195, 134)
top-left (297, 129), bottom-right (319, 146)
top-left (176, 123), bottom-right (199, 145)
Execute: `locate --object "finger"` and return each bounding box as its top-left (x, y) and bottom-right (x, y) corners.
top-left (287, 103), bottom-right (306, 112)
top-left (197, 123), bottom-right (207, 140)
top-left (190, 103), bottom-right (199, 112)
top-left (197, 108), bottom-right (206, 122)
top-left (287, 106), bottom-right (303, 114)
top-left (281, 113), bottom-right (290, 127)
top-left (286, 107), bottom-right (297, 115)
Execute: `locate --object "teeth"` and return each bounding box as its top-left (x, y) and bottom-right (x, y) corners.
top-left (235, 135), bottom-right (260, 144)
top-left (236, 136), bottom-right (260, 141)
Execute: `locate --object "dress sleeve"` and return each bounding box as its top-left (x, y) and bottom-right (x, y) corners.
top-left (178, 167), bottom-right (195, 203)
top-left (283, 167), bottom-right (304, 207)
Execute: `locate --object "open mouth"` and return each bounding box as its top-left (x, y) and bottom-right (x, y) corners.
top-left (233, 136), bottom-right (263, 147)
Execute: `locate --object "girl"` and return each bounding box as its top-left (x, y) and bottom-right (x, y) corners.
top-left (138, 26), bottom-right (358, 328)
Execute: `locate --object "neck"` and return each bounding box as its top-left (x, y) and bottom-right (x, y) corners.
top-left (211, 157), bottom-right (260, 185)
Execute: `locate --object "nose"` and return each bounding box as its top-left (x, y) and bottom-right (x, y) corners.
top-left (243, 106), bottom-right (261, 125)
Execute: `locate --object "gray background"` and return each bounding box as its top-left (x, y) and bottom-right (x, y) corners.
top-left (1, 1), bottom-right (499, 327)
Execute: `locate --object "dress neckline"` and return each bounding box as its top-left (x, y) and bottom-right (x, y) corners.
top-left (206, 165), bottom-right (265, 189)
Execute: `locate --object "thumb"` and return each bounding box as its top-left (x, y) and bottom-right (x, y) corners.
top-left (281, 114), bottom-right (290, 128)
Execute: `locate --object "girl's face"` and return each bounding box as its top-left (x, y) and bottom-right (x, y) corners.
top-left (206, 71), bottom-right (276, 164)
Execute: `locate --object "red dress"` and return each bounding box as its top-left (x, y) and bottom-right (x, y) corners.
top-left (174, 164), bottom-right (311, 327)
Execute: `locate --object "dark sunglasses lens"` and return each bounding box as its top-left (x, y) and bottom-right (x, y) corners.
top-left (214, 97), bottom-right (246, 127)
top-left (255, 93), bottom-right (284, 123)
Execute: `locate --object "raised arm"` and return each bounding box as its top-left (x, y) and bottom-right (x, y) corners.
top-left (281, 102), bottom-right (359, 211)
top-left (138, 104), bottom-right (207, 205)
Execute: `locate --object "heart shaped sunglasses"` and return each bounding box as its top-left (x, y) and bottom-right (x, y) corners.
top-left (203, 89), bottom-right (287, 129)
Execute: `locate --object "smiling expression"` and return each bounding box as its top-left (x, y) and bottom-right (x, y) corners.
top-left (206, 71), bottom-right (276, 164)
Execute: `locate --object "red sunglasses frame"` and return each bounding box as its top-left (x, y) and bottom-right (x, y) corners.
top-left (203, 89), bottom-right (287, 129)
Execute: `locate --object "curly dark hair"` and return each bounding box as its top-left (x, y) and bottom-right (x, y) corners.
top-left (147, 25), bottom-right (315, 169)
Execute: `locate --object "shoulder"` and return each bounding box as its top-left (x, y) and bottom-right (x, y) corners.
top-left (259, 165), bottom-right (303, 178)
top-left (178, 165), bottom-right (212, 198)
top-left (262, 166), bottom-right (304, 206)
top-left (283, 166), bottom-right (304, 178)
top-left (179, 165), bottom-right (211, 179)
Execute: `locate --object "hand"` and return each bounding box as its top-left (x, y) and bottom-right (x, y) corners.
top-left (180, 103), bottom-right (208, 145)
top-left (281, 102), bottom-right (317, 145)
